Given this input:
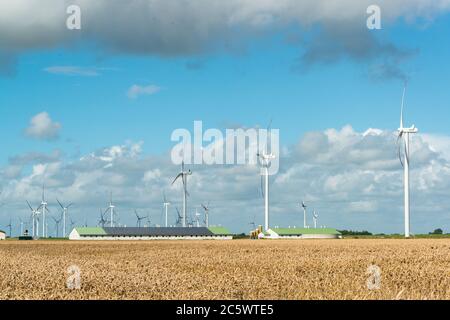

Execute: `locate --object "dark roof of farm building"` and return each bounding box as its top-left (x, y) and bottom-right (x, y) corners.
top-left (271, 228), bottom-right (341, 236)
top-left (75, 227), bottom-right (231, 237)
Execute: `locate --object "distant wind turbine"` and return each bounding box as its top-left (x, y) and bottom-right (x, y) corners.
top-left (301, 201), bottom-right (308, 228)
top-left (172, 161), bottom-right (192, 228)
top-left (312, 210), bottom-right (319, 229)
top-left (57, 199), bottom-right (73, 238)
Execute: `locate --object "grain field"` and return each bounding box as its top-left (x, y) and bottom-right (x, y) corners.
top-left (0, 239), bottom-right (449, 300)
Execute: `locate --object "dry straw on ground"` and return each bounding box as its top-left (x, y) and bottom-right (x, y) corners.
top-left (0, 239), bottom-right (449, 300)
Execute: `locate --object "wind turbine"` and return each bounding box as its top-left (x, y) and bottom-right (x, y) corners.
top-left (257, 122), bottom-right (276, 232)
top-left (163, 192), bottom-right (170, 227)
top-left (98, 209), bottom-right (107, 227)
top-left (397, 85), bottom-right (418, 238)
top-left (27, 200), bottom-right (40, 238)
top-left (312, 210), bottom-right (319, 229)
top-left (146, 214), bottom-right (152, 228)
top-left (135, 209), bottom-right (146, 227)
top-left (301, 201), bottom-right (308, 228)
top-left (57, 199), bottom-right (73, 238)
top-left (201, 202), bottom-right (210, 227)
top-left (52, 215), bottom-right (62, 238)
top-left (19, 217), bottom-right (24, 236)
top-left (171, 161), bottom-right (192, 228)
top-left (5, 218), bottom-right (12, 238)
top-left (194, 208), bottom-right (201, 227)
top-left (104, 192), bottom-right (116, 227)
top-left (39, 185), bottom-right (50, 238)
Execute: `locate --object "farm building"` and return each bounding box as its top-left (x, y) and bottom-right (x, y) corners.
top-left (0, 230), bottom-right (6, 240)
top-left (265, 228), bottom-right (342, 239)
top-left (69, 226), bottom-right (233, 240)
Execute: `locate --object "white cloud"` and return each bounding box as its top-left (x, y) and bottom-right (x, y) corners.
top-left (127, 84), bottom-right (161, 99)
top-left (43, 66), bottom-right (100, 76)
top-left (25, 112), bottom-right (61, 141)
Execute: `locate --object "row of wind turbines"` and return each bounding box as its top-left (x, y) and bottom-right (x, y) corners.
top-left (25, 186), bottom-right (73, 238)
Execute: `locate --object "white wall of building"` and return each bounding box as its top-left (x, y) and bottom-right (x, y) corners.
top-left (69, 229), bottom-right (232, 241)
top-left (0, 231), bottom-right (6, 240)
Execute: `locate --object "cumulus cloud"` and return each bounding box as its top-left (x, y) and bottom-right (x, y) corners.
top-left (127, 84), bottom-right (161, 99)
top-left (2, 125), bottom-right (450, 234)
top-left (1, 0), bottom-right (449, 75)
top-left (25, 112), bottom-right (61, 141)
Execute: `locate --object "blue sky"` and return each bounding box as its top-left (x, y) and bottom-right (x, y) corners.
top-left (1, 0), bottom-right (450, 235)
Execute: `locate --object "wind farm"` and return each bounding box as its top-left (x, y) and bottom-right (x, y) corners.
top-left (0, 91), bottom-right (432, 241)
top-left (2, 0), bottom-right (450, 302)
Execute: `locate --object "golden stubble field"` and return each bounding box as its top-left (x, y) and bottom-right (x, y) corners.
top-left (0, 239), bottom-right (449, 300)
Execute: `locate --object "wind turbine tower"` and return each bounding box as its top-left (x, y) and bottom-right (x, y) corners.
top-left (40, 185), bottom-right (49, 238)
top-left (195, 208), bottom-right (201, 227)
top-left (163, 192), bottom-right (171, 227)
top-left (172, 162), bottom-right (192, 228)
top-left (258, 151), bottom-right (275, 232)
top-left (397, 86), bottom-right (418, 238)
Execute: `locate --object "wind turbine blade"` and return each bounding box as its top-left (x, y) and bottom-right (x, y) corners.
top-left (57, 199), bottom-right (64, 210)
top-left (400, 85), bottom-right (406, 129)
top-left (26, 200), bottom-right (34, 212)
top-left (67, 203), bottom-right (74, 208)
top-left (397, 135), bottom-right (405, 168)
top-left (171, 173), bottom-right (182, 185)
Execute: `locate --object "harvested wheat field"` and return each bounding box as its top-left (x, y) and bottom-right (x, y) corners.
top-left (0, 239), bottom-right (449, 300)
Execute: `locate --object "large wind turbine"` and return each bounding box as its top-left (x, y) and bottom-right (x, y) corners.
top-left (57, 199), bottom-right (73, 237)
top-left (39, 185), bottom-right (50, 238)
top-left (257, 126), bottom-right (276, 232)
top-left (171, 162), bottom-right (192, 228)
top-left (397, 86), bottom-right (418, 238)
